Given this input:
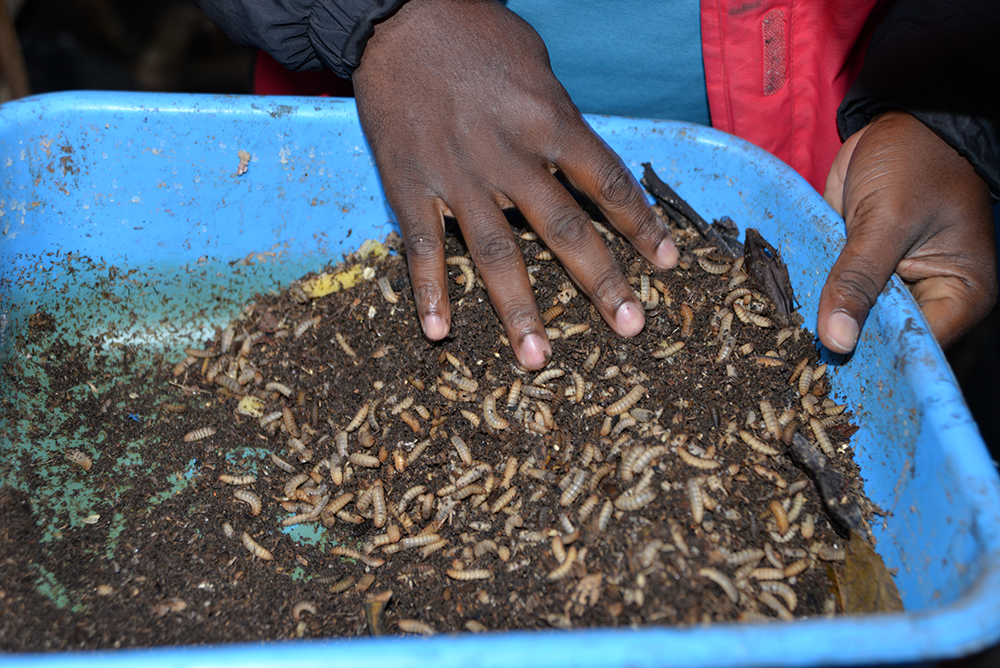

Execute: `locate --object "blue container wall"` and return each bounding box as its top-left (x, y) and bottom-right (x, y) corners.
top-left (2, 92), bottom-right (1000, 667)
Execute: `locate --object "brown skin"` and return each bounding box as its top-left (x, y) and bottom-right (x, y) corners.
top-left (821, 110), bottom-right (996, 353)
top-left (352, 0), bottom-right (678, 370)
top-left (355, 1), bottom-right (994, 361)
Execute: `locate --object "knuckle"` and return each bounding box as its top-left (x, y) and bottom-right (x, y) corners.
top-left (503, 302), bottom-right (543, 336)
top-left (472, 231), bottom-right (521, 269)
top-left (834, 268), bottom-right (883, 309)
top-left (589, 268), bottom-right (629, 309)
top-left (412, 281), bottom-right (447, 313)
top-left (630, 207), bottom-right (668, 245)
top-left (403, 228), bottom-right (444, 260)
top-left (545, 208), bottom-right (592, 252)
top-left (595, 161), bottom-right (637, 208)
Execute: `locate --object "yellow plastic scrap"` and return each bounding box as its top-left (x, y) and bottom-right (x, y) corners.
top-left (299, 239), bottom-right (388, 299)
top-left (300, 265), bottom-right (363, 298)
top-left (237, 395), bottom-right (265, 418)
top-left (358, 239), bottom-right (389, 260)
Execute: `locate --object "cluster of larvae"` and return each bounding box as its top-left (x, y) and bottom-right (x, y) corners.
top-left (168, 221), bottom-right (860, 633)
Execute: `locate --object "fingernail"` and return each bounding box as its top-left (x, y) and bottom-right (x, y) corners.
top-left (519, 334), bottom-right (550, 369)
top-left (615, 302), bottom-right (645, 337)
top-left (423, 314), bottom-right (448, 340)
top-left (654, 237), bottom-right (679, 268)
top-left (827, 310), bottom-right (859, 353)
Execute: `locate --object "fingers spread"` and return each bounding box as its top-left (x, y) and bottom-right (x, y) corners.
top-left (556, 130), bottom-right (678, 270)
top-left (510, 169), bottom-right (645, 338)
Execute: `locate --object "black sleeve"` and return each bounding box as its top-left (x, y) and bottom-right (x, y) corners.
top-left (837, 0), bottom-right (1000, 197)
top-left (192, 0), bottom-right (408, 79)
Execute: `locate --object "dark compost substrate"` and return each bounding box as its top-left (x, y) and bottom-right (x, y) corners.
top-left (0, 214), bottom-right (879, 651)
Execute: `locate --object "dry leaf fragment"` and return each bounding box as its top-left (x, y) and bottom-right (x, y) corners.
top-left (831, 531), bottom-right (904, 614)
top-left (365, 589), bottom-right (392, 636)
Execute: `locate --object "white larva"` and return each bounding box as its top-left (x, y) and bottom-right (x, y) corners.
top-left (545, 545), bottom-right (577, 581)
top-left (687, 478), bottom-right (705, 524)
top-left (482, 394), bottom-right (509, 430)
top-left (614, 487), bottom-right (656, 511)
top-left (739, 430), bottom-right (780, 456)
top-left (698, 568), bottom-right (739, 604)
top-left (377, 276), bottom-right (399, 304)
top-left (241, 532), bottom-right (273, 560)
top-left (605, 384), bottom-right (645, 416)
top-left (558, 470), bottom-right (587, 507)
top-left (450, 434), bottom-right (473, 466)
top-left (234, 490), bottom-right (262, 516)
top-left (344, 402), bottom-right (369, 433)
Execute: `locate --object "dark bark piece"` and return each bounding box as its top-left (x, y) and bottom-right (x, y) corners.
top-left (640, 163), bottom-right (741, 257)
top-left (790, 431), bottom-right (864, 534)
top-left (743, 228), bottom-right (797, 316)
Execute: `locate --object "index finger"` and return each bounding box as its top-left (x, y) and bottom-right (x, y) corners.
top-left (555, 126), bottom-right (679, 270)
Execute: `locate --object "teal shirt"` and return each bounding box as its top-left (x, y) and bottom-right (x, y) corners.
top-left (504, 0), bottom-right (710, 125)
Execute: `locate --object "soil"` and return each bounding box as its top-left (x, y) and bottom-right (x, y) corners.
top-left (0, 214), bottom-right (873, 651)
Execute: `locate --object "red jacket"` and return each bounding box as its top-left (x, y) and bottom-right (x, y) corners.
top-left (702, 0), bottom-right (888, 192)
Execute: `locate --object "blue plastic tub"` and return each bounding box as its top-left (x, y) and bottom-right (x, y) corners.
top-left (2, 91), bottom-right (999, 667)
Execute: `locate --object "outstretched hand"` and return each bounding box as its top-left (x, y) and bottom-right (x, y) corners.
top-left (352, 0), bottom-right (678, 369)
top-left (820, 110), bottom-right (996, 354)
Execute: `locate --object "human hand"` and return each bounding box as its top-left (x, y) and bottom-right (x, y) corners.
top-left (819, 110), bottom-right (996, 353)
top-left (352, 0), bottom-right (678, 369)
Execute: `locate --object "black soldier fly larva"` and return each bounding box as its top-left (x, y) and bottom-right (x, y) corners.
top-left (334, 332), bottom-right (357, 358)
top-left (614, 487), bottom-right (656, 511)
top-left (265, 381), bottom-right (293, 397)
top-left (344, 402), bottom-right (369, 433)
top-left (219, 474), bottom-right (256, 485)
top-left (281, 406), bottom-right (300, 438)
top-left (758, 591), bottom-right (794, 621)
top-left (65, 449), bottom-right (93, 472)
top-left (506, 379), bottom-right (522, 410)
top-left (241, 532), bottom-right (273, 560)
top-left (377, 276), bottom-right (399, 304)
top-left (214, 372), bottom-right (241, 395)
top-left (676, 446), bottom-right (720, 470)
top-left (371, 481), bottom-right (387, 528)
top-left (679, 303), bottom-right (694, 338)
top-left (331, 545), bottom-right (386, 567)
top-left (698, 568), bottom-right (739, 604)
top-left (450, 434), bottom-right (473, 466)
top-left (383, 534), bottom-right (441, 555)
top-left (172, 355), bottom-right (198, 377)
top-left (482, 394), bottom-right (510, 430)
top-left (490, 486), bottom-right (519, 514)
top-left (397, 619), bottom-right (438, 636)
top-left (183, 426), bottom-right (216, 442)
top-left (809, 417), bottom-right (835, 456)
top-left (605, 384), bottom-right (645, 416)
top-left (739, 430), bottom-right (780, 457)
top-left (546, 545), bottom-right (577, 581)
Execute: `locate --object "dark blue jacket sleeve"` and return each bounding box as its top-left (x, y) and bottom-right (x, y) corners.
top-left (192, 0), bottom-right (408, 79)
top-left (837, 0), bottom-right (1000, 197)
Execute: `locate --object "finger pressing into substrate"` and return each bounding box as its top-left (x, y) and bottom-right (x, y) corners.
top-left (394, 200), bottom-right (452, 341)
top-left (453, 201), bottom-right (551, 370)
top-left (816, 224), bottom-right (905, 355)
top-left (511, 170), bottom-right (646, 338)
top-left (556, 130), bottom-right (678, 269)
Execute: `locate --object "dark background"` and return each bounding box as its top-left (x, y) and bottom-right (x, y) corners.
top-left (3, 0), bottom-right (999, 664)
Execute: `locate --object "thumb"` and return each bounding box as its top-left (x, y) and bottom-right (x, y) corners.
top-left (817, 214), bottom-right (905, 354)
